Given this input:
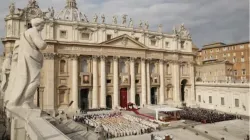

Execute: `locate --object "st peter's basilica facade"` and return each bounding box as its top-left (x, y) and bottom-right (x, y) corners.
top-left (2, 0), bottom-right (196, 112)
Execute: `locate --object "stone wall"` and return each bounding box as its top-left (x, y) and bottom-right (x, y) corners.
top-left (195, 82), bottom-right (249, 116)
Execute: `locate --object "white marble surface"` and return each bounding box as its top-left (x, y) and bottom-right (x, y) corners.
top-left (28, 118), bottom-right (71, 140)
top-left (194, 120), bottom-right (249, 140)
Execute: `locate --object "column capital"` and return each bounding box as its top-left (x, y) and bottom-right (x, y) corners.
top-left (129, 57), bottom-right (136, 62)
top-left (113, 56), bottom-right (119, 61)
top-left (140, 57), bottom-right (146, 62)
top-left (100, 55), bottom-right (106, 60)
top-left (57, 54), bottom-right (71, 59)
top-left (159, 59), bottom-right (165, 63)
top-left (92, 55), bottom-right (99, 60)
top-left (38, 87), bottom-right (45, 93)
top-left (188, 61), bottom-right (196, 66)
top-left (43, 53), bottom-right (56, 60)
top-left (70, 54), bottom-right (79, 60)
top-left (171, 60), bottom-right (181, 64)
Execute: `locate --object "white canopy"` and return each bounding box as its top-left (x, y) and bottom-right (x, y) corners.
top-left (147, 105), bottom-right (182, 112)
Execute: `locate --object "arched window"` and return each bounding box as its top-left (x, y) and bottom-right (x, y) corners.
top-left (81, 59), bottom-right (88, 72)
top-left (60, 60), bottom-right (66, 73)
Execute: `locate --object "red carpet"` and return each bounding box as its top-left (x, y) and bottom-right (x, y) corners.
top-left (128, 108), bottom-right (155, 120)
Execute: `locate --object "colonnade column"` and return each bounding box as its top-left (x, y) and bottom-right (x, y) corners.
top-left (72, 55), bottom-right (79, 110)
top-left (130, 57), bottom-right (136, 104)
top-left (172, 60), bottom-right (180, 104)
top-left (113, 56), bottom-right (119, 108)
top-left (100, 56), bottom-right (106, 108)
top-left (159, 59), bottom-right (165, 105)
top-left (92, 56), bottom-right (98, 108)
top-left (141, 58), bottom-right (147, 106)
top-left (146, 60), bottom-right (151, 105)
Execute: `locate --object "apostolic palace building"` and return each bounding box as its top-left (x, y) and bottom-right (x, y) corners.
top-left (1, 0), bottom-right (196, 112)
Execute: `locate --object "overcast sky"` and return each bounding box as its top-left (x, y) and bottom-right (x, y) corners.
top-left (0, 0), bottom-right (249, 53)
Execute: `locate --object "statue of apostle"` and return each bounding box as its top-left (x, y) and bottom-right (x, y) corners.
top-left (0, 54), bottom-right (12, 95)
top-left (6, 18), bottom-right (47, 109)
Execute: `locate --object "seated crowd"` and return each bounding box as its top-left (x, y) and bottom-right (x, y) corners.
top-left (179, 107), bottom-right (237, 123)
top-left (73, 112), bottom-right (160, 138)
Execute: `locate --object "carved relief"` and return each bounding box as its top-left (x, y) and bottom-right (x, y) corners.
top-left (43, 53), bottom-right (56, 59)
top-left (121, 37), bottom-right (128, 46)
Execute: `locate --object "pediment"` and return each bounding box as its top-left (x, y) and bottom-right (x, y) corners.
top-left (100, 34), bottom-right (148, 49)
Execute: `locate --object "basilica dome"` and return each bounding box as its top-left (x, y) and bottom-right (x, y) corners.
top-left (56, 0), bottom-right (85, 22)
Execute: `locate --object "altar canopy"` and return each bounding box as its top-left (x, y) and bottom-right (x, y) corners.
top-left (147, 105), bottom-right (182, 121)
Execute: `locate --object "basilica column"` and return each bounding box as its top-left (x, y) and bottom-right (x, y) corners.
top-left (71, 54), bottom-right (79, 110)
top-left (100, 56), bottom-right (106, 108)
top-left (189, 62), bottom-right (195, 103)
top-left (92, 56), bottom-right (98, 108)
top-left (172, 60), bottom-right (181, 104)
top-left (141, 58), bottom-right (147, 106)
top-left (113, 56), bottom-right (119, 108)
top-left (159, 59), bottom-right (165, 105)
top-left (130, 57), bottom-right (136, 104)
top-left (43, 53), bottom-right (56, 110)
top-left (146, 60), bottom-right (151, 105)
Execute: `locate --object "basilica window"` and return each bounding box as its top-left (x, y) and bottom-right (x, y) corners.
top-left (239, 45), bottom-right (244, 49)
top-left (235, 99), bottom-right (239, 107)
top-left (180, 41), bottom-right (185, 49)
top-left (198, 95), bottom-right (201, 102)
top-left (242, 69), bottom-right (246, 75)
top-left (58, 88), bottom-right (68, 105)
top-left (135, 37), bottom-right (139, 41)
top-left (151, 40), bottom-right (156, 46)
top-left (165, 42), bottom-right (169, 48)
top-left (81, 32), bottom-right (90, 40)
top-left (60, 60), bottom-right (66, 73)
top-left (241, 57), bottom-right (245, 62)
top-left (81, 59), bottom-right (88, 72)
top-left (107, 34), bottom-right (112, 40)
top-left (120, 61), bottom-right (126, 73)
top-left (135, 63), bottom-right (139, 74)
top-left (166, 64), bottom-right (171, 75)
top-left (60, 30), bottom-right (67, 39)
top-left (233, 57), bottom-right (236, 63)
top-left (209, 96), bottom-right (212, 104)
top-left (107, 79), bottom-right (111, 84)
top-left (106, 61), bottom-right (111, 74)
top-left (59, 90), bottom-right (65, 104)
top-left (150, 64), bottom-right (155, 73)
top-left (234, 70), bottom-right (237, 76)
top-left (221, 97), bottom-right (225, 105)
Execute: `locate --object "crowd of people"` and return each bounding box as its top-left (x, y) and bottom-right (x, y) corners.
top-left (179, 107), bottom-right (237, 123)
top-left (73, 112), bottom-right (160, 138)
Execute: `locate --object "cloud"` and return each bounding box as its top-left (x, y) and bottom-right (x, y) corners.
top-left (0, 0), bottom-right (248, 54)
